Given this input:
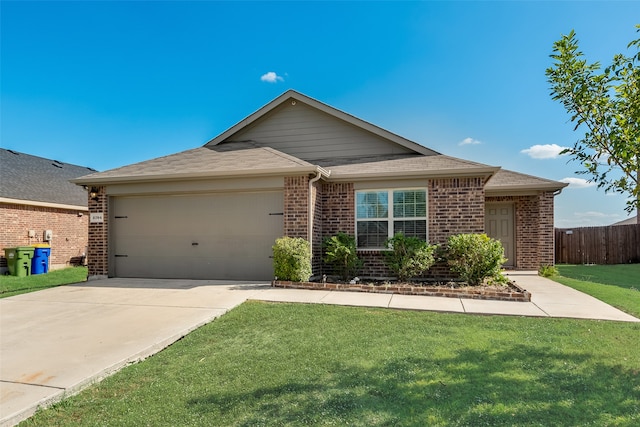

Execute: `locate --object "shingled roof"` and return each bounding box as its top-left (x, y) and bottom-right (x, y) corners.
top-left (0, 149), bottom-right (96, 207)
top-left (485, 169), bottom-right (567, 194)
top-left (70, 90), bottom-right (566, 193)
top-left (72, 146), bottom-right (324, 184)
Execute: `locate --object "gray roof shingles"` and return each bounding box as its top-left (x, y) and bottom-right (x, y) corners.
top-left (73, 146), bottom-right (316, 183)
top-left (0, 149), bottom-right (95, 207)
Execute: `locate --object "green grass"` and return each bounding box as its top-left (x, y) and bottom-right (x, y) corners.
top-left (555, 264), bottom-right (640, 289)
top-left (552, 264), bottom-right (640, 318)
top-left (23, 301), bottom-right (640, 427)
top-left (0, 267), bottom-right (87, 298)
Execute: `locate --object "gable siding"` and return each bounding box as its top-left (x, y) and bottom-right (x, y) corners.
top-left (226, 102), bottom-right (415, 161)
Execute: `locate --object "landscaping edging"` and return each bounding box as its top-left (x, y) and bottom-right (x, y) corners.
top-left (272, 280), bottom-right (532, 302)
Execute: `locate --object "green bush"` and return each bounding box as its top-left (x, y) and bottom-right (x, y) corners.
top-left (323, 232), bottom-right (363, 281)
top-left (384, 233), bottom-right (437, 282)
top-left (446, 233), bottom-right (506, 286)
top-left (538, 264), bottom-right (559, 277)
top-left (272, 237), bottom-right (312, 282)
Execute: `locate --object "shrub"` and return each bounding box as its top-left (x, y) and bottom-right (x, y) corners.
top-left (272, 237), bottom-right (312, 282)
top-left (538, 264), bottom-right (559, 277)
top-left (446, 233), bottom-right (506, 286)
top-left (384, 233), bottom-right (437, 282)
top-left (323, 232), bottom-right (363, 281)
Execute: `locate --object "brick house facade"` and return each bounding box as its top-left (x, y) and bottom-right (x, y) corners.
top-left (0, 202), bottom-right (88, 271)
top-left (1, 149), bottom-right (93, 273)
top-left (75, 90), bottom-right (566, 281)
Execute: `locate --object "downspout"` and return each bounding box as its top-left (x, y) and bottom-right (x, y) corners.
top-left (307, 168), bottom-right (330, 244)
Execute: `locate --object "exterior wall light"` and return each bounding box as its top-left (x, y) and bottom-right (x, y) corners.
top-left (89, 187), bottom-right (99, 201)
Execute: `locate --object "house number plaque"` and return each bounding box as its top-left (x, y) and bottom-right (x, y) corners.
top-left (90, 212), bottom-right (104, 223)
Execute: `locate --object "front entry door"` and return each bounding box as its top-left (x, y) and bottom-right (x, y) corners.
top-left (485, 203), bottom-right (515, 267)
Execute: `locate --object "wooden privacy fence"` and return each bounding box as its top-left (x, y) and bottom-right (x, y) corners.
top-left (555, 224), bottom-right (640, 264)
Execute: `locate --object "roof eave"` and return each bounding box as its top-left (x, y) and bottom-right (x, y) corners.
top-left (0, 197), bottom-right (88, 211)
top-left (485, 182), bottom-right (569, 196)
top-left (326, 166), bottom-right (500, 182)
top-left (71, 165), bottom-right (329, 186)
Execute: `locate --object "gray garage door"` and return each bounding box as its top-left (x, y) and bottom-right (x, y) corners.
top-left (111, 191), bottom-right (284, 280)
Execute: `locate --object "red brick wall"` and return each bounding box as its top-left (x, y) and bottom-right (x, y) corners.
top-left (88, 187), bottom-right (109, 277)
top-left (311, 179), bottom-right (323, 274)
top-left (283, 176), bottom-right (309, 239)
top-left (428, 177), bottom-right (486, 245)
top-left (538, 192), bottom-right (556, 266)
top-left (318, 178), bottom-right (487, 279)
top-left (0, 202), bottom-right (88, 271)
top-left (485, 192), bottom-right (557, 269)
top-left (321, 182), bottom-right (355, 236)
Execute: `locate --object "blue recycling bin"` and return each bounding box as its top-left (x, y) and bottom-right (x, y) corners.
top-left (31, 244), bottom-right (51, 275)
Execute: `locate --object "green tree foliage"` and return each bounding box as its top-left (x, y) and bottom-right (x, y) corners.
top-left (272, 237), bottom-right (312, 282)
top-left (446, 234), bottom-right (506, 286)
top-left (384, 233), bottom-right (437, 282)
top-left (546, 26), bottom-right (640, 218)
top-left (323, 232), bottom-right (363, 281)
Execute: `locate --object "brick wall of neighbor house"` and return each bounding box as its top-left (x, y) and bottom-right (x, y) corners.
top-left (485, 192), bottom-right (556, 269)
top-left (87, 187), bottom-right (109, 277)
top-left (0, 202), bottom-right (88, 271)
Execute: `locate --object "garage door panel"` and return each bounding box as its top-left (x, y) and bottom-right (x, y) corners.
top-left (111, 191), bottom-right (283, 280)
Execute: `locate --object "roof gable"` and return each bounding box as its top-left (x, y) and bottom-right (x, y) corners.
top-left (205, 90), bottom-right (438, 161)
top-left (0, 149), bottom-right (95, 207)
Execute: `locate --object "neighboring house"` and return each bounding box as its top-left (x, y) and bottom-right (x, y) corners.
top-left (612, 216), bottom-right (638, 226)
top-left (73, 90), bottom-right (568, 281)
top-left (0, 149), bottom-right (95, 273)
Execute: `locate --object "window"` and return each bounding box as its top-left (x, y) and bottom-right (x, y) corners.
top-left (356, 189), bottom-right (427, 248)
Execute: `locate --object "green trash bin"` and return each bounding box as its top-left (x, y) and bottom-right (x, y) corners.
top-left (4, 247), bottom-right (35, 277)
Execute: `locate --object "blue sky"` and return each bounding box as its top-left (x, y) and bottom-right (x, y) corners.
top-left (2, 1), bottom-right (639, 226)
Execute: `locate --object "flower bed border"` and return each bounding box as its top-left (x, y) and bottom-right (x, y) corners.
top-left (272, 280), bottom-right (531, 302)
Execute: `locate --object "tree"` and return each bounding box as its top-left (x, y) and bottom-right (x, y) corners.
top-left (546, 26), bottom-right (640, 222)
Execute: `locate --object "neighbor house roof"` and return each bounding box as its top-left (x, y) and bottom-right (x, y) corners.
top-left (0, 148), bottom-right (96, 209)
top-left (611, 216), bottom-right (638, 226)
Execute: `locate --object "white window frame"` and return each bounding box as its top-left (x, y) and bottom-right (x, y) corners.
top-left (355, 188), bottom-right (428, 249)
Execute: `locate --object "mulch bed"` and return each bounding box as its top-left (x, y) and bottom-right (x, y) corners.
top-left (272, 279), bottom-right (531, 302)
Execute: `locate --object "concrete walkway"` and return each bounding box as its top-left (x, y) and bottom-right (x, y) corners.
top-left (1, 273), bottom-right (637, 426)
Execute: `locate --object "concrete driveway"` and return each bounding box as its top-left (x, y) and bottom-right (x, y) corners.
top-left (0, 279), bottom-right (265, 427)
top-left (1, 274), bottom-right (637, 426)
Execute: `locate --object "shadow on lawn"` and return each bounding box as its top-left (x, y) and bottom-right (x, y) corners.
top-left (187, 344), bottom-right (639, 426)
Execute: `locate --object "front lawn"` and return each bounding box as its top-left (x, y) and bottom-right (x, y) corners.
top-left (23, 301), bottom-right (640, 426)
top-left (553, 264), bottom-right (640, 318)
top-left (0, 267), bottom-right (87, 298)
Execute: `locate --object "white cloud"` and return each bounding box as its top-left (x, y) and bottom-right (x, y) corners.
top-left (459, 137), bottom-right (481, 146)
top-left (260, 71), bottom-right (284, 83)
top-left (560, 177), bottom-right (596, 189)
top-left (520, 144), bottom-right (568, 159)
